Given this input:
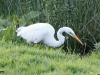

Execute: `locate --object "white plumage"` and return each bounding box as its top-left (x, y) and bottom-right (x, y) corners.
top-left (16, 23), bottom-right (83, 47)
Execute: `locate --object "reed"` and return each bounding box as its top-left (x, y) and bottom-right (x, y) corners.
top-left (0, 0), bottom-right (100, 53)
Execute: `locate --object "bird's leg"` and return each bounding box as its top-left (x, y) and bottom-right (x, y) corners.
top-left (31, 42), bottom-right (34, 47)
top-left (27, 42), bottom-right (34, 50)
top-left (35, 43), bottom-right (40, 50)
top-left (66, 36), bottom-right (69, 47)
top-left (34, 38), bottom-right (39, 48)
top-left (36, 43), bottom-right (38, 48)
top-left (45, 44), bottom-right (49, 51)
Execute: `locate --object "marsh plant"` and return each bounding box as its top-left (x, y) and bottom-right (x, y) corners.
top-left (0, 0), bottom-right (100, 53)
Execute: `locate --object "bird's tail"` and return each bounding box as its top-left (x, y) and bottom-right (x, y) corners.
top-left (16, 26), bottom-right (25, 33)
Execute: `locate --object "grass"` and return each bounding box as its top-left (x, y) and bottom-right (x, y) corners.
top-left (0, 41), bottom-right (100, 75)
top-left (0, 0), bottom-right (100, 75)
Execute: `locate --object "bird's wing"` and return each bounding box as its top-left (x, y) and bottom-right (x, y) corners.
top-left (17, 27), bottom-right (45, 43)
top-left (17, 23), bottom-right (55, 43)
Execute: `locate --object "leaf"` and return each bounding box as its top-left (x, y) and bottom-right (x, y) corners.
top-left (21, 11), bottom-right (41, 26)
top-left (0, 19), bottom-right (13, 28)
top-left (0, 26), bottom-right (15, 41)
top-left (94, 42), bottom-right (100, 50)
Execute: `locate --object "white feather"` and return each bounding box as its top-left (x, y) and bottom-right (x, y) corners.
top-left (16, 23), bottom-right (83, 47)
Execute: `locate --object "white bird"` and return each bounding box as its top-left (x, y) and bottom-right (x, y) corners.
top-left (16, 23), bottom-right (83, 48)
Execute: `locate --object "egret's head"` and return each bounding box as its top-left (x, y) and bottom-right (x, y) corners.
top-left (65, 27), bottom-right (84, 45)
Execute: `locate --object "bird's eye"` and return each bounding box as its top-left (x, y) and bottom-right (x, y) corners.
top-left (69, 32), bottom-right (72, 34)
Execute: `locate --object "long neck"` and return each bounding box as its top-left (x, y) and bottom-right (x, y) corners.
top-left (44, 28), bottom-right (65, 48)
top-left (56, 28), bottom-right (65, 46)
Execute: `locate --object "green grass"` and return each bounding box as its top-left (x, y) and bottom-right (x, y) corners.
top-left (0, 41), bottom-right (100, 75)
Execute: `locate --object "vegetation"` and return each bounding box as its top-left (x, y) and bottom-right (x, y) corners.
top-left (0, 0), bottom-right (100, 53)
top-left (0, 0), bottom-right (100, 75)
top-left (0, 41), bottom-right (100, 75)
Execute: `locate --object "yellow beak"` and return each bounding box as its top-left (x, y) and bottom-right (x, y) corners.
top-left (72, 34), bottom-right (84, 45)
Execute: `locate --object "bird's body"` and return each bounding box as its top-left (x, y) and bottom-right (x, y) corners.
top-left (16, 23), bottom-right (83, 47)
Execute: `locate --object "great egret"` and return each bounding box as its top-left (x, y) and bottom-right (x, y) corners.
top-left (16, 23), bottom-right (83, 47)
